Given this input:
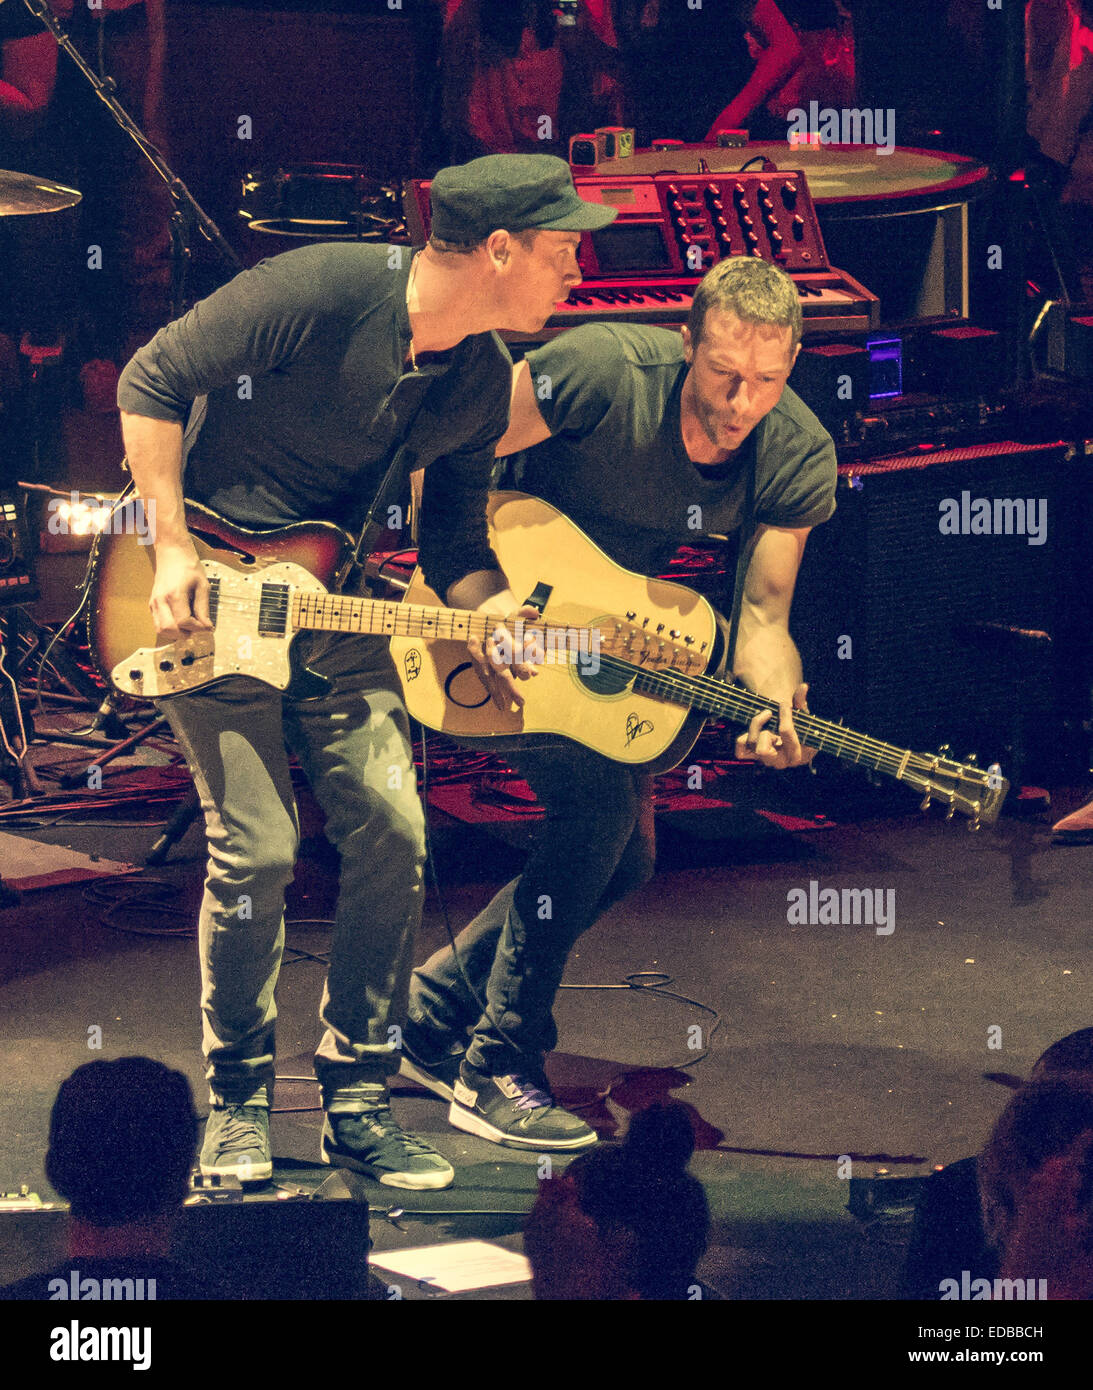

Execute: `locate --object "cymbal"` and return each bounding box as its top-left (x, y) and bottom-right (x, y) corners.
top-left (0, 169), bottom-right (82, 218)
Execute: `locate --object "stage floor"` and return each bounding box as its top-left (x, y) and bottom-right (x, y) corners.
top-left (1, 775), bottom-right (1090, 1301)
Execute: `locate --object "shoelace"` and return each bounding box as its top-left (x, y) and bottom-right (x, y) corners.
top-left (508, 1077), bottom-right (553, 1113)
top-left (347, 1107), bottom-right (436, 1156)
top-left (218, 1106), bottom-right (266, 1151)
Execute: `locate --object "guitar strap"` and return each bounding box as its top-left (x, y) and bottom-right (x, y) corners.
top-left (724, 449), bottom-right (757, 673)
top-left (334, 444), bottom-right (414, 594)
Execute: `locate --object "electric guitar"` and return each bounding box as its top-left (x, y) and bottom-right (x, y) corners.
top-left (85, 494), bottom-right (1008, 829)
top-left (85, 496), bottom-right (642, 701)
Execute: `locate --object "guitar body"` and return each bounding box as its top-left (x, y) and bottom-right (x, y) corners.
top-left (391, 492), bottom-right (723, 774)
top-left (86, 499), bottom-right (355, 699)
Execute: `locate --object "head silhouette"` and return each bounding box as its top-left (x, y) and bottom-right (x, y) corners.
top-left (45, 1058), bottom-right (198, 1228)
top-left (525, 1102), bottom-right (710, 1299)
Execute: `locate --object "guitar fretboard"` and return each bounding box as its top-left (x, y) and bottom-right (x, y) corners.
top-left (615, 656), bottom-right (957, 788)
top-left (291, 589), bottom-right (590, 648)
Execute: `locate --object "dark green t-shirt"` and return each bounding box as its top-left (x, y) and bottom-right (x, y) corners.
top-left (117, 242), bottom-right (509, 601)
top-left (516, 323), bottom-right (837, 578)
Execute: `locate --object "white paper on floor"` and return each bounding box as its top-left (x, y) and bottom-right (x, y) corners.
top-left (0, 832), bottom-right (139, 892)
top-left (370, 1241), bottom-right (532, 1294)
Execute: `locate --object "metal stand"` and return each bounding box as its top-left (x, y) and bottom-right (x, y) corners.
top-left (18, 0), bottom-right (242, 313)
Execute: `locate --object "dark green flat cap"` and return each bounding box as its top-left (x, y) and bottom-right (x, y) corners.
top-left (429, 154), bottom-right (617, 242)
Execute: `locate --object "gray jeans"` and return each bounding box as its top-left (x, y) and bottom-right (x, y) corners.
top-left (157, 630), bottom-right (425, 1111)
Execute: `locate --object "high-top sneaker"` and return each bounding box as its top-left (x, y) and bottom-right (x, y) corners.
top-left (449, 1062), bottom-right (598, 1151)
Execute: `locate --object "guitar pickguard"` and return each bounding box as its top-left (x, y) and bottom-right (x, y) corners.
top-left (108, 559), bottom-right (330, 699)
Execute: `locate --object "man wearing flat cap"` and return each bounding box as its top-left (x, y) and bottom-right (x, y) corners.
top-left (116, 153), bottom-right (615, 1193)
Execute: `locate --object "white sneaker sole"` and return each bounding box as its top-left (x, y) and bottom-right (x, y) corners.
top-left (447, 1100), bottom-right (598, 1151)
top-left (398, 1055), bottom-right (457, 1103)
top-left (319, 1141), bottom-right (455, 1190)
top-left (198, 1157), bottom-right (273, 1182)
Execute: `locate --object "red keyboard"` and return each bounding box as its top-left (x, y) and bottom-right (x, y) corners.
top-left (513, 271), bottom-right (878, 339)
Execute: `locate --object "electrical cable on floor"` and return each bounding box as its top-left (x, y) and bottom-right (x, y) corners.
top-left (81, 878), bottom-right (193, 936)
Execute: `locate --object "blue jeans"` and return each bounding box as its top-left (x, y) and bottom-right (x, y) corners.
top-left (157, 630), bottom-right (426, 1110)
top-left (408, 744), bottom-right (656, 1076)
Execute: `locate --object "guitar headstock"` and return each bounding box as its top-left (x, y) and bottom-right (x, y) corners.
top-left (905, 747), bottom-right (1009, 830)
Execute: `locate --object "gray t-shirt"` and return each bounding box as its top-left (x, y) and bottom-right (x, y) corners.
top-left (516, 323), bottom-right (837, 577)
top-left (117, 242), bottom-right (508, 601)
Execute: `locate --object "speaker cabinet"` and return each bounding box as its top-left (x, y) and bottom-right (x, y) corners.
top-left (790, 441), bottom-right (1091, 779)
top-left (0, 1184), bottom-right (373, 1300)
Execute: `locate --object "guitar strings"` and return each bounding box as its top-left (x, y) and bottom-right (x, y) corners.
top-left (176, 589), bottom-right (987, 793)
top-left (598, 653), bottom-right (976, 785)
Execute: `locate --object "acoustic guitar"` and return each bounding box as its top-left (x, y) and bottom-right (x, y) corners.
top-left (390, 493), bottom-right (1009, 830)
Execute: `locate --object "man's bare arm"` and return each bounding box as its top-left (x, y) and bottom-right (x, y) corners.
top-left (120, 412), bottom-right (212, 640)
top-left (494, 359), bottom-right (552, 457)
top-left (731, 522), bottom-right (814, 768)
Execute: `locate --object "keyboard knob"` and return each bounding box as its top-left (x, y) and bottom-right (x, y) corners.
top-left (782, 182), bottom-right (798, 206)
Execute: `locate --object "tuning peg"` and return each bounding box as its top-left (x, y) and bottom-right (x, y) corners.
top-left (945, 804), bottom-right (955, 822)
top-left (968, 814), bottom-right (980, 832)
top-left (937, 743), bottom-right (951, 758)
top-left (965, 752), bottom-right (977, 764)
top-left (920, 794), bottom-right (932, 811)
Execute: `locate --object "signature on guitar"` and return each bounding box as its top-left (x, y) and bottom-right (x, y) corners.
top-left (625, 712), bottom-right (654, 746)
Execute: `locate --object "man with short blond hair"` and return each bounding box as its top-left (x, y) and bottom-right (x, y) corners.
top-left (402, 256), bottom-right (837, 1153)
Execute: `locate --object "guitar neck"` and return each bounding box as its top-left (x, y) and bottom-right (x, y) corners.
top-left (623, 660), bottom-right (932, 784)
top-left (293, 591), bottom-right (572, 646)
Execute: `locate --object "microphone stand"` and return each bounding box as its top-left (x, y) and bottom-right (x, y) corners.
top-left (17, 0), bottom-right (242, 314)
